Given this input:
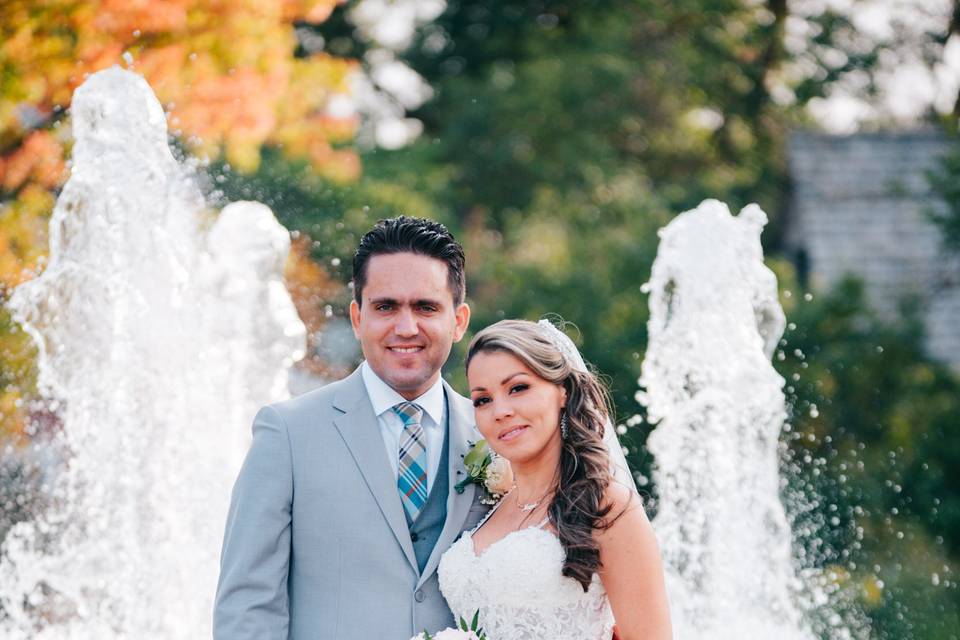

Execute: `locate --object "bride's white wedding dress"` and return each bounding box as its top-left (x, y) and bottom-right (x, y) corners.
top-left (438, 509), bottom-right (615, 640)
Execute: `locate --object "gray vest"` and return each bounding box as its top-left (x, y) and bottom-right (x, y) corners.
top-left (404, 408), bottom-right (450, 574)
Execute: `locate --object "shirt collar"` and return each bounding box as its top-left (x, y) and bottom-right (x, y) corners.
top-left (361, 361), bottom-right (445, 426)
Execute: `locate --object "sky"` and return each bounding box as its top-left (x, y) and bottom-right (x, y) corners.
top-left (798, 0), bottom-right (960, 132)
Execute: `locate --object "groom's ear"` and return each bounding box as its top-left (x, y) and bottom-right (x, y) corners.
top-left (349, 299), bottom-right (362, 339)
top-left (452, 302), bottom-right (471, 342)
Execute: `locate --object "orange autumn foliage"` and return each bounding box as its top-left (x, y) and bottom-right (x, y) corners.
top-left (1, 0), bottom-right (358, 178)
top-left (0, 131), bottom-right (66, 193)
top-left (0, 1), bottom-right (361, 440)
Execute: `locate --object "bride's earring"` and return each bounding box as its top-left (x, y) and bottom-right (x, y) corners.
top-left (560, 411), bottom-right (569, 440)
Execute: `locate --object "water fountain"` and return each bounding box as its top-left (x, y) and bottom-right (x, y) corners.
top-left (0, 67), bottom-right (305, 638)
top-left (642, 199), bottom-right (867, 639)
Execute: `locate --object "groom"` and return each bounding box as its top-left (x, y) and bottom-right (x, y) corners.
top-left (214, 217), bottom-right (487, 639)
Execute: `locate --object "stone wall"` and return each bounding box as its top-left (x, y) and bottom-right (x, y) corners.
top-left (785, 130), bottom-right (960, 370)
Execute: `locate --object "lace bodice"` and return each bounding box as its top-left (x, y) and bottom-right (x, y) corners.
top-left (438, 516), bottom-right (615, 640)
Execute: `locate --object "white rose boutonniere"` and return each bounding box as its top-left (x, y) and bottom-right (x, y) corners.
top-left (483, 455), bottom-right (514, 496)
top-left (454, 440), bottom-right (513, 505)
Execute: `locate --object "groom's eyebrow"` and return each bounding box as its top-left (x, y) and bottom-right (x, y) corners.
top-left (413, 297), bottom-right (444, 307)
top-left (369, 296), bottom-right (399, 305)
top-left (368, 296), bottom-right (444, 307)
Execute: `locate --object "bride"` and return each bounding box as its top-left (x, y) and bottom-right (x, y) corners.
top-left (438, 319), bottom-right (673, 640)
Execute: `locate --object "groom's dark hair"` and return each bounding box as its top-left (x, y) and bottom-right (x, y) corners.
top-left (353, 216), bottom-right (466, 306)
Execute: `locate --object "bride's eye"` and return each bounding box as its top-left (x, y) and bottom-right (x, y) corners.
top-left (472, 396), bottom-right (490, 407)
top-left (509, 383), bottom-right (529, 394)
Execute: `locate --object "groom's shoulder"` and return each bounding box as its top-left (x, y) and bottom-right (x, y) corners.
top-left (263, 368), bottom-right (361, 424)
top-left (273, 381), bottom-right (336, 413)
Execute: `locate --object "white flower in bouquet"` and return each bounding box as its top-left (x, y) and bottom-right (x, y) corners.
top-left (410, 610), bottom-right (487, 640)
top-left (434, 629), bottom-right (481, 640)
top-left (410, 629), bottom-right (481, 640)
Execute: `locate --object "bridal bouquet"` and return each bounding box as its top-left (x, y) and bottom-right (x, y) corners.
top-left (411, 611), bottom-right (487, 640)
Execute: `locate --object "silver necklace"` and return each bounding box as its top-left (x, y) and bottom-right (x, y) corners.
top-left (518, 497), bottom-right (542, 513)
top-left (515, 485), bottom-right (551, 512)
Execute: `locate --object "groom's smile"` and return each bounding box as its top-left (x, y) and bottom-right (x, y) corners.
top-left (350, 252), bottom-right (470, 401)
top-left (385, 342), bottom-right (429, 364)
top-left (387, 345), bottom-right (425, 354)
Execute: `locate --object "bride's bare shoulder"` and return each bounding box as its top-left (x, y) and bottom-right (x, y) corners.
top-left (595, 485), bottom-right (673, 640)
top-left (598, 482), bottom-right (645, 529)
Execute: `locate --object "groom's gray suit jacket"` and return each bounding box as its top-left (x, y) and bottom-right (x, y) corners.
top-left (214, 365), bottom-right (488, 640)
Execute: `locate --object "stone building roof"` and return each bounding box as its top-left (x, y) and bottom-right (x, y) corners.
top-left (785, 130), bottom-right (960, 370)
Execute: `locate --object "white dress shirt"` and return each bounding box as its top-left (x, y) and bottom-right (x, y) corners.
top-left (361, 361), bottom-right (446, 495)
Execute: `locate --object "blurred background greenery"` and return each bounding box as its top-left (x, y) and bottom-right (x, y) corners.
top-left (2, 1), bottom-right (959, 637)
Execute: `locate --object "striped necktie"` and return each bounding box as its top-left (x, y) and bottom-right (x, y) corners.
top-left (393, 402), bottom-right (428, 522)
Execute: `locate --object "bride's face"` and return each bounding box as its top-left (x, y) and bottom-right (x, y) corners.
top-left (467, 350), bottom-right (566, 465)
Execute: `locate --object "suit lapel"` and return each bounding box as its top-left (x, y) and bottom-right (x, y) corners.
top-left (332, 368), bottom-right (418, 574)
top-left (418, 381), bottom-right (478, 586)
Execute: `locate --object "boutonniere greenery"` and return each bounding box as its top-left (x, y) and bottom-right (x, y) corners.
top-left (454, 440), bottom-right (513, 505)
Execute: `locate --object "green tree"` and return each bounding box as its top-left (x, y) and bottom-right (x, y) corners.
top-left (779, 278), bottom-right (960, 639)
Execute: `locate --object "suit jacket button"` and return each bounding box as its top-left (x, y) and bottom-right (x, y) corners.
top-left (414, 590), bottom-right (425, 602)
top-left (411, 532), bottom-right (419, 542)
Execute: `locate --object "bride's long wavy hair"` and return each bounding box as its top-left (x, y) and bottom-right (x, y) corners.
top-left (465, 319), bottom-right (615, 591)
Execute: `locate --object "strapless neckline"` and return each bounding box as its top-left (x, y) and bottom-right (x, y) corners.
top-left (468, 521), bottom-right (553, 558)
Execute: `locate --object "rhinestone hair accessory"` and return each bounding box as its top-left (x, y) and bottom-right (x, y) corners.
top-left (536, 318), bottom-right (587, 372)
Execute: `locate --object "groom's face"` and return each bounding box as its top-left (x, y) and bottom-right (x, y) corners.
top-left (350, 252), bottom-right (470, 400)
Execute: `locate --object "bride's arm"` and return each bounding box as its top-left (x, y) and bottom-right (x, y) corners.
top-left (597, 484), bottom-right (673, 640)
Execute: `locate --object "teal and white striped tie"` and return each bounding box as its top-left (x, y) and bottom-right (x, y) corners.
top-left (394, 402), bottom-right (428, 521)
